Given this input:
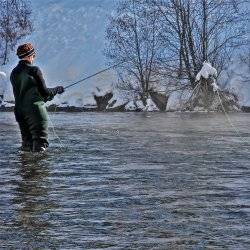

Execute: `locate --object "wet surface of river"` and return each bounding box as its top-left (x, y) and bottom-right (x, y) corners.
top-left (0, 112), bottom-right (249, 249)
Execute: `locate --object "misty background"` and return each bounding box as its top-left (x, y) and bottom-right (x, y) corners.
top-left (0, 0), bottom-right (249, 107)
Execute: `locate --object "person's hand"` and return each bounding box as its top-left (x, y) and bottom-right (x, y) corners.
top-left (56, 86), bottom-right (64, 94)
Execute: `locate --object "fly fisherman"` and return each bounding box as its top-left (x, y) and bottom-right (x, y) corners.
top-left (10, 43), bottom-right (64, 152)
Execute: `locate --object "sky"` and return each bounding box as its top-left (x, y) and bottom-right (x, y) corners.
top-left (2, 0), bottom-right (119, 104)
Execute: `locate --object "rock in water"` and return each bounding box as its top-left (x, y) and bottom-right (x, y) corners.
top-left (94, 92), bottom-right (113, 111)
top-left (149, 91), bottom-right (169, 111)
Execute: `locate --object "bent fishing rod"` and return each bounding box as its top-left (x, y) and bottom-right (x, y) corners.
top-left (64, 61), bottom-right (127, 90)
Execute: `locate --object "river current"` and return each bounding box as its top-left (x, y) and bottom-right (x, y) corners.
top-left (0, 112), bottom-right (249, 249)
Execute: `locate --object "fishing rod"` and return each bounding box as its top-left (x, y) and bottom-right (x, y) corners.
top-left (64, 61), bottom-right (127, 90)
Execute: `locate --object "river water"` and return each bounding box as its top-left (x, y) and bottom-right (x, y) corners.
top-left (0, 112), bottom-right (249, 249)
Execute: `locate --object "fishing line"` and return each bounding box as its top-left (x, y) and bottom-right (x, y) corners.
top-left (47, 112), bottom-right (65, 149)
top-left (46, 62), bottom-right (127, 148)
top-left (64, 61), bottom-right (127, 90)
top-left (216, 90), bottom-right (248, 143)
top-left (46, 96), bottom-right (65, 149)
top-left (46, 61), bottom-right (128, 148)
top-left (182, 81), bottom-right (201, 109)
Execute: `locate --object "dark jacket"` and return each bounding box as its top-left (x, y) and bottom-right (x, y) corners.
top-left (10, 60), bottom-right (58, 124)
top-left (10, 60), bottom-right (57, 106)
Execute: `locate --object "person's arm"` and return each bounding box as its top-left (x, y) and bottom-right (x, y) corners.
top-left (30, 66), bottom-right (64, 101)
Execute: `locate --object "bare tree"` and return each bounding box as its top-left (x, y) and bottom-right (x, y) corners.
top-left (106, 0), bottom-right (248, 109)
top-left (153, 0), bottom-right (248, 88)
top-left (0, 0), bottom-right (33, 65)
top-left (105, 0), bottom-right (165, 105)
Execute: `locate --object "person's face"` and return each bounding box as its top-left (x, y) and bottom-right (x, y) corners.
top-left (28, 54), bottom-right (36, 64)
top-left (30, 53), bottom-right (36, 63)
top-left (22, 53), bottom-right (35, 64)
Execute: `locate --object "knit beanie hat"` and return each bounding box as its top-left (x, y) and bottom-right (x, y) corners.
top-left (16, 43), bottom-right (35, 59)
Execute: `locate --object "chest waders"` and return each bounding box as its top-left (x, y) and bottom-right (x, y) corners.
top-left (15, 99), bottom-right (49, 152)
top-left (11, 60), bottom-right (60, 152)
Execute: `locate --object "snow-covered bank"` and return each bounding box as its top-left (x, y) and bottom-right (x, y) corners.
top-left (0, 71), bottom-right (7, 100)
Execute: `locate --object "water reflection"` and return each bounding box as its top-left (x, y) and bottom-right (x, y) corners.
top-left (12, 153), bottom-right (57, 248)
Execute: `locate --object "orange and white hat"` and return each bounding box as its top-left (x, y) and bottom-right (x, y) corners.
top-left (16, 43), bottom-right (35, 59)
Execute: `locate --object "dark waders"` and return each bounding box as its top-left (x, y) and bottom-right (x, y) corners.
top-left (15, 101), bottom-right (49, 151)
top-left (11, 60), bottom-right (60, 152)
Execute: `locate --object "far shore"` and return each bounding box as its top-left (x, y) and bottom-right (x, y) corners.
top-left (1, 106), bottom-right (250, 113)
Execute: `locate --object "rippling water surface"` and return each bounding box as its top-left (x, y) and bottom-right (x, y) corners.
top-left (0, 112), bottom-right (250, 249)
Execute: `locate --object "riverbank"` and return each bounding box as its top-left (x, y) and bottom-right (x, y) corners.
top-left (1, 105), bottom-right (250, 113)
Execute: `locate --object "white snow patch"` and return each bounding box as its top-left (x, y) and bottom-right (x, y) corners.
top-left (144, 98), bottom-right (158, 111)
top-left (59, 102), bottom-right (69, 107)
top-left (219, 58), bottom-right (250, 105)
top-left (196, 62), bottom-right (219, 92)
top-left (125, 98), bottom-right (159, 111)
top-left (136, 100), bottom-right (145, 110)
top-left (0, 71), bottom-right (6, 78)
top-left (125, 101), bottom-right (137, 111)
top-left (125, 99), bottom-right (144, 111)
top-left (211, 80), bottom-right (219, 92)
top-left (196, 62), bottom-right (217, 81)
top-left (93, 87), bottom-right (111, 97)
top-left (108, 95), bottom-right (126, 108)
top-left (1, 101), bottom-right (15, 107)
top-left (0, 71), bottom-right (7, 96)
top-left (167, 89), bottom-right (192, 110)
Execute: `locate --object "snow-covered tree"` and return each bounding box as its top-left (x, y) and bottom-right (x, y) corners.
top-left (153, 0), bottom-right (248, 88)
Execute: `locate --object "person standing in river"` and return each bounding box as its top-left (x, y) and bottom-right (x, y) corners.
top-left (10, 43), bottom-right (64, 152)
